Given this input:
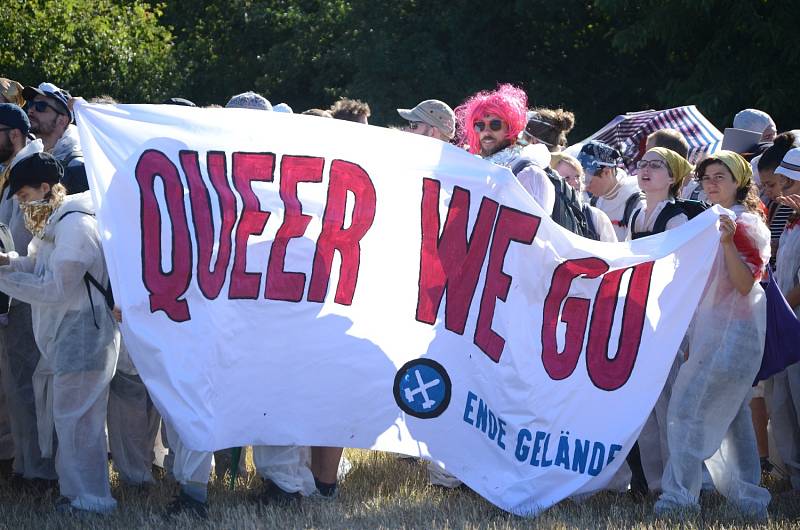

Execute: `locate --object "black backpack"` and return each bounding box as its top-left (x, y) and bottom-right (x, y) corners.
top-left (511, 158), bottom-right (600, 240)
top-left (630, 198), bottom-right (711, 239)
top-left (591, 190), bottom-right (644, 230)
top-left (58, 210), bottom-right (114, 327)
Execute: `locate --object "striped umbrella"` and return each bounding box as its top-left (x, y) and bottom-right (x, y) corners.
top-left (578, 106), bottom-right (723, 170)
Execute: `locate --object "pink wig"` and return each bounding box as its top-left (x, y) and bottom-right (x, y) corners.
top-left (455, 84), bottom-right (528, 154)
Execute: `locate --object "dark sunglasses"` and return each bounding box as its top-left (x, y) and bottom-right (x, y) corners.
top-left (473, 119), bottom-right (504, 132)
top-left (407, 121), bottom-right (426, 130)
top-left (29, 100), bottom-right (65, 115)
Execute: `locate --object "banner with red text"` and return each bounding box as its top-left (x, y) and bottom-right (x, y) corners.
top-left (75, 102), bottom-right (720, 516)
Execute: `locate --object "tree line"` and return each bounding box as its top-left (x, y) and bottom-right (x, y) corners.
top-left (2, 0), bottom-right (796, 138)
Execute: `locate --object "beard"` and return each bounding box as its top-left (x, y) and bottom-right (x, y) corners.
top-left (29, 113), bottom-right (58, 136)
top-left (0, 136), bottom-right (13, 164)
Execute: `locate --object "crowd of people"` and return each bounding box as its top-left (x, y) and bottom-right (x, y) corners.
top-left (0, 76), bottom-right (798, 521)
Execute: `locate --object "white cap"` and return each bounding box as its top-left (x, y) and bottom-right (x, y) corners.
top-left (775, 147), bottom-right (800, 181)
top-left (733, 108), bottom-right (774, 134)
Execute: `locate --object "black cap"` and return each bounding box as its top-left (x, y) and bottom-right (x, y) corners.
top-left (8, 152), bottom-right (63, 196)
top-left (0, 103), bottom-right (30, 136)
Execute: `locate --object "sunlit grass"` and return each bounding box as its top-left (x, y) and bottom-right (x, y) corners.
top-left (0, 449), bottom-right (797, 529)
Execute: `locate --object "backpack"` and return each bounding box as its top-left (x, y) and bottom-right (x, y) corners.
top-left (591, 191), bottom-right (644, 229)
top-left (510, 158), bottom-right (600, 240)
top-left (629, 198), bottom-right (710, 239)
top-left (58, 210), bottom-right (114, 328)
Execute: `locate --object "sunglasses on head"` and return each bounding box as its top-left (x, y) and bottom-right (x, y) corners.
top-left (29, 100), bottom-right (65, 115)
top-left (473, 119), bottom-right (503, 132)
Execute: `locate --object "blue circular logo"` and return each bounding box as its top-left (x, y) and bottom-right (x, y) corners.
top-left (393, 359), bottom-right (451, 419)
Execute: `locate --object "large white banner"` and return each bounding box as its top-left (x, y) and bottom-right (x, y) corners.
top-left (75, 102), bottom-right (719, 515)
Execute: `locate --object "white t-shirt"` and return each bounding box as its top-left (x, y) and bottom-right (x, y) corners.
top-left (592, 174), bottom-right (641, 241)
top-left (587, 206), bottom-right (618, 242)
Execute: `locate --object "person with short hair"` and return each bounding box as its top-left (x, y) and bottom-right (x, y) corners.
top-left (550, 153), bottom-right (617, 242)
top-left (0, 152), bottom-right (119, 514)
top-left (646, 129), bottom-right (690, 159)
top-left (397, 99), bottom-right (455, 142)
top-left (577, 140), bottom-right (642, 241)
top-left (22, 83), bottom-right (88, 194)
top-left (656, 151), bottom-right (771, 519)
top-left (330, 98), bottom-right (370, 124)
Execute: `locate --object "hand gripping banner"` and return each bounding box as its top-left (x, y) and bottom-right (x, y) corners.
top-left (75, 102), bottom-right (720, 515)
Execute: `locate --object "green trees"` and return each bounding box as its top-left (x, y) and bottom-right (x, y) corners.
top-left (0, 0), bottom-right (174, 102)
top-left (1, 0), bottom-right (796, 137)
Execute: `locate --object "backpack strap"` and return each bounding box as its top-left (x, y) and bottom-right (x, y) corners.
top-left (510, 157), bottom-right (535, 176)
top-left (652, 201), bottom-right (684, 234)
top-left (58, 210), bottom-right (94, 222)
top-left (56, 210), bottom-right (112, 328)
top-left (619, 192), bottom-right (644, 228)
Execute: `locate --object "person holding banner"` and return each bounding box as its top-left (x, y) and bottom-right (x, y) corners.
top-left (626, 147), bottom-right (696, 498)
top-left (0, 152), bottom-right (119, 514)
top-left (454, 84), bottom-right (555, 215)
top-left (656, 150), bottom-right (771, 519)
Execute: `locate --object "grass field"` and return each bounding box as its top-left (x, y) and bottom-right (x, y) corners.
top-left (0, 449), bottom-right (798, 529)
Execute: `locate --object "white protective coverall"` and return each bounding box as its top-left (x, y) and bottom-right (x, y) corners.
top-left (0, 139), bottom-right (56, 480)
top-left (107, 340), bottom-right (160, 485)
top-left (658, 207), bottom-right (771, 515)
top-left (164, 420), bottom-right (315, 502)
top-left (0, 191), bottom-right (118, 512)
top-left (768, 217), bottom-right (800, 489)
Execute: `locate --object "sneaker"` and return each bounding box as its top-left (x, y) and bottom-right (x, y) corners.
top-left (164, 491), bottom-right (208, 520)
top-left (256, 479), bottom-right (300, 507)
top-left (312, 478), bottom-right (338, 500)
top-left (54, 496), bottom-right (105, 518)
top-left (0, 458), bottom-right (13, 480)
top-left (653, 497), bottom-right (699, 518)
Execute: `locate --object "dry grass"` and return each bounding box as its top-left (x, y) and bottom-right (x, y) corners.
top-left (0, 449), bottom-right (798, 529)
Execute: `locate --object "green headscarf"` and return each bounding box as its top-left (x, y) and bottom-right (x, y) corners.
top-left (703, 150), bottom-right (752, 188)
top-left (646, 147), bottom-right (694, 194)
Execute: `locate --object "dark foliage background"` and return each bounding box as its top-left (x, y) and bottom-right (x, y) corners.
top-left (2, 0), bottom-right (797, 139)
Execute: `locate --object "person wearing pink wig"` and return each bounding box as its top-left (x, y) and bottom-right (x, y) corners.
top-left (455, 84), bottom-right (555, 214)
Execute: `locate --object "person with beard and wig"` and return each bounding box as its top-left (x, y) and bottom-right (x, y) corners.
top-left (0, 152), bottom-right (118, 514)
top-left (22, 83), bottom-right (88, 194)
top-left (0, 104), bottom-right (58, 489)
top-left (454, 84), bottom-right (555, 215)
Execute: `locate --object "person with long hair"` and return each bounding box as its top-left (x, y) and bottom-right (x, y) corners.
top-left (655, 151), bottom-right (771, 519)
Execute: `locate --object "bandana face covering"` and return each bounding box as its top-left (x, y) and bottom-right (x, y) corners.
top-left (19, 195), bottom-right (62, 239)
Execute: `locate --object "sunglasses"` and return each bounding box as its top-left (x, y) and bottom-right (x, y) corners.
top-left (407, 121), bottom-right (427, 130)
top-left (29, 100), bottom-right (65, 115)
top-left (473, 119), bottom-right (504, 132)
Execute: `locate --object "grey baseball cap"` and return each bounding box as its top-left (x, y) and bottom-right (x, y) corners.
top-left (397, 99), bottom-right (455, 139)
